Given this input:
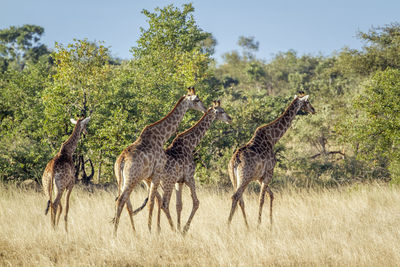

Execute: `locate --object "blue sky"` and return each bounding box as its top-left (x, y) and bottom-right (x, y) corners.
top-left (2, 0), bottom-right (400, 62)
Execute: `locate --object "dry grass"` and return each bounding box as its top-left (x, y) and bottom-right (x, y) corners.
top-left (1, 183), bottom-right (400, 266)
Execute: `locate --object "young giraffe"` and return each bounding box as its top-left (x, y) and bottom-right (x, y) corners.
top-left (42, 117), bottom-right (91, 232)
top-left (113, 88), bottom-right (206, 235)
top-left (227, 93), bottom-right (315, 227)
top-left (133, 100), bottom-right (232, 233)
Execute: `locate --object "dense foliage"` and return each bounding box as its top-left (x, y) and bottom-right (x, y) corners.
top-left (1, 4), bottom-right (399, 188)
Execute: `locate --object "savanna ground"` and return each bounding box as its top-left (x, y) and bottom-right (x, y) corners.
top-left (1, 182), bottom-right (399, 266)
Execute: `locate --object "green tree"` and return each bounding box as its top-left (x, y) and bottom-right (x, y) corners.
top-left (0, 24), bottom-right (50, 71)
top-left (352, 69), bottom-right (400, 160)
top-left (42, 39), bottom-right (115, 183)
top-left (128, 3), bottom-right (216, 131)
top-left (0, 59), bottom-right (52, 182)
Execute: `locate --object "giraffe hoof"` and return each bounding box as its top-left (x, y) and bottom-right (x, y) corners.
top-left (182, 225), bottom-right (190, 234)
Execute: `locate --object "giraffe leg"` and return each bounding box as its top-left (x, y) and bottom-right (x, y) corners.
top-left (153, 188), bottom-right (163, 233)
top-left (182, 177), bottom-right (199, 234)
top-left (258, 170), bottom-right (273, 226)
top-left (135, 179), bottom-right (162, 232)
top-left (258, 182), bottom-right (268, 225)
top-left (114, 185), bottom-right (135, 236)
top-left (238, 197), bottom-right (249, 228)
top-left (175, 183), bottom-right (183, 231)
top-left (125, 198), bottom-right (136, 233)
top-left (228, 180), bottom-right (250, 225)
top-left (56, 202), bottom-right (62, 227)
top-left (64, 185), bottom-right (74, 233)
top-left (266, 185), bottom-right (274, 227)
top-left (160, 182), bottom-right (175, 231)
top-left (51, 190), bottom-right (63, 229)
top-left (155, 188), bottom-right (162, 232)
top-left (147, 177), bottom-right (161, 232)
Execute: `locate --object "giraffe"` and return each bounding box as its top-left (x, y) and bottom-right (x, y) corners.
top-left (42, 117), bottom-right (91, 232)
top-left (113, 87), bottom-right (206, 235)
top-left (227, 93), bottom-right (315, 227)
top-left (133, 100), bottom-right (232, 233)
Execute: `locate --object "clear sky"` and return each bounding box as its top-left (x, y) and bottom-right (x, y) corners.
top-left (2, 0), bottom-right (400, 63)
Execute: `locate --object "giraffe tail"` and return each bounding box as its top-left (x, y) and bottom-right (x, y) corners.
top-left (43, 165), bottom-right (54, 216)
top-left (114, 155), bottom-right (124, 201)
top-left (45, 200), bottom-right (51, 215)
top-left (132, 197), bottom-right (149, 215)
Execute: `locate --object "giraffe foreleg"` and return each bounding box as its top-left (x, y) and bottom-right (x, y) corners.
top-left (259, 170), bottom-right (274, 227)
top-left (258, 182), bottom-right (268, 225)
top-left (155, 189), bottom-right (162, 232)
top-left (160, 182), bottom-right (175, 231)
top-left (182, 177), bottom-right (199, 234)
top-left (266, 185), bottom-right (274, 228)
top-left (147, 178), bottom-right (161, 233)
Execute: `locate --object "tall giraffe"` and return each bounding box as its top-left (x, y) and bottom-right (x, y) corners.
top-left (133, 100), bottom-right (232, 233)
top-left (42, 117), bottom-right (90, 232)
top-left (113, 88), bottom-right (206, 235)
top-left (227, 93), bottom-right (315, 227)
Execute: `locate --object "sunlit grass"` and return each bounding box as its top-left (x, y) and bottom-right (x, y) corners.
top-left (1, 183), bottom-right (399, 266)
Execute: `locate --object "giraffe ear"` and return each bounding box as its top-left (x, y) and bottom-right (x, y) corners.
top-left (217, 100), bottom-right (221, 106)
top-left (294, 95), bottom-right (298, 99)
top-left (82, 117), bottom-right (91, 124)
top-left (70, 118), bottom-right (77, 125)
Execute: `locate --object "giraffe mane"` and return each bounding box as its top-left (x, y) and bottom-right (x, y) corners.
top-left (141, 95), bottom-right (186, 133)
top-left (169, 107), bottom-right (212, 142)
top-left (257, 97), bottom-right (299, 130)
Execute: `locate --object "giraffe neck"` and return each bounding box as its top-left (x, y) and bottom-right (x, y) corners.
top-left (254, 98), bottom-right (302, 146)
top-left (169, 108), bottom-right (216, 152)
top-left (141, 96), bottom-right (190, 145)
top-left (59, 122), bottom-right (82, 156)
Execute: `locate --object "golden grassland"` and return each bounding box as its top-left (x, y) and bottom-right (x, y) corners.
top-left (1, 183), bottom-right (400, 266)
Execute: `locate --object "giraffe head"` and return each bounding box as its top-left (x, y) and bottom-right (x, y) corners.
top-left (185, 87), bottom-right (207, 113)
top-left (212, 100), bottom-right (232, 124)
top-left (295, 92), bottom-right (315, 114)
top-left (70, 117), bottom-right (91, 134)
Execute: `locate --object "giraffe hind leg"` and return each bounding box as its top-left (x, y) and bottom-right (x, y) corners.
top-left (114, 184), bottom-right (136, 236)
top-left (126, 198), bottom-right (136, 233)
top-left (238, 197), bottom-right (249, 228)
top-left (64, 185), bottom-right (73, 233)
top-left (51, 190), bottom-right (63, 229)
top-left (175, 183), bottom-right (183, 231)
top-left (56, 202), bottom-right (63, 227)
top-left (228, 180), bottom-right (250, 226)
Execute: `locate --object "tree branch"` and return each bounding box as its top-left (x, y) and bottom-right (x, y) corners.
top-left (310, 151), bottom-right (345, 159)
